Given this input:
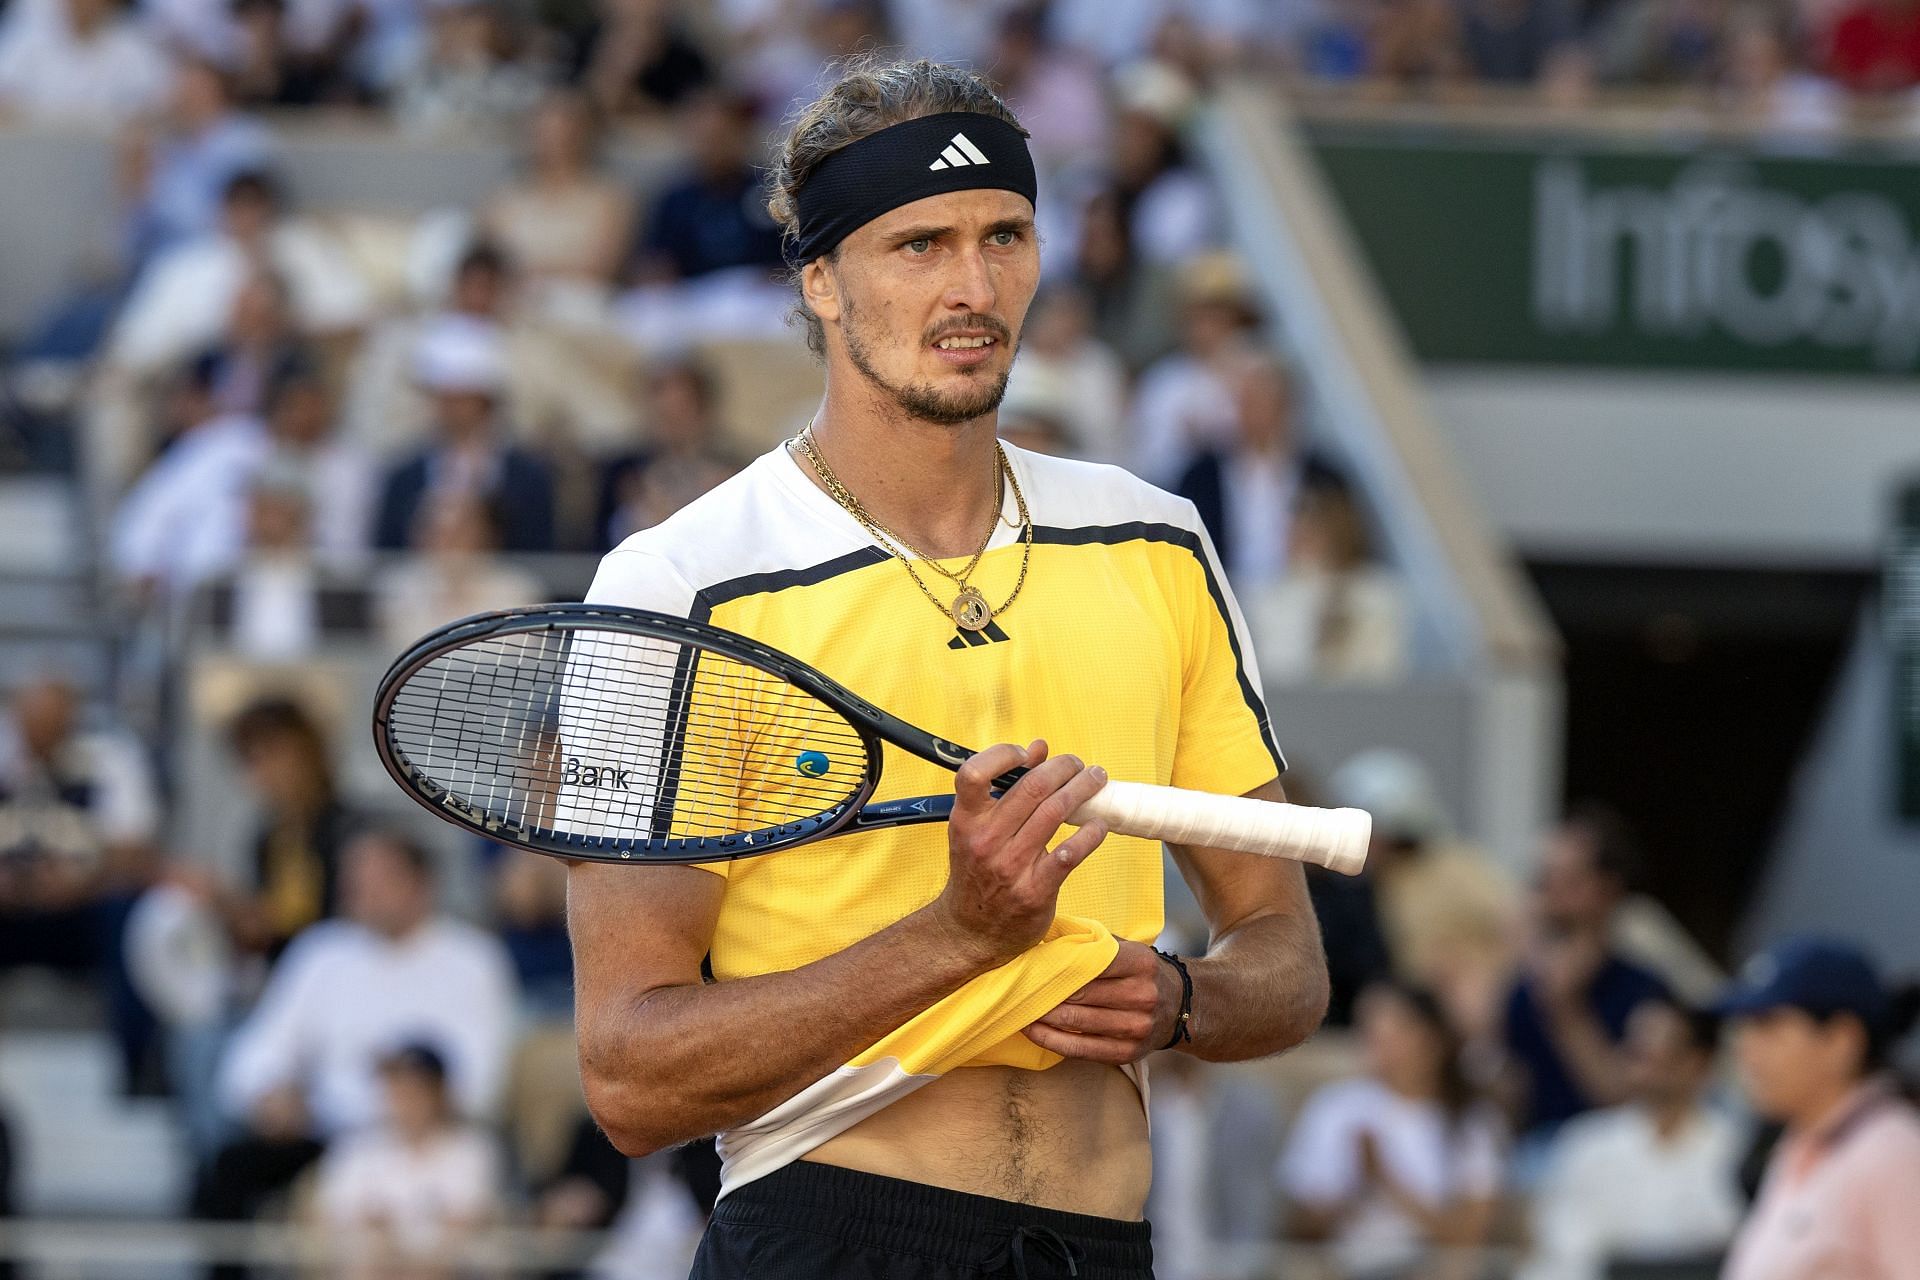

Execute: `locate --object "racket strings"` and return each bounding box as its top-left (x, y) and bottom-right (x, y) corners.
top-left (385, 627), bottom-right (868, 845)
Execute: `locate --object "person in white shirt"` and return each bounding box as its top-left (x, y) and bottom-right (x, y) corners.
top-left (0, 0), bottom-right (174, 128)
top-left (1129, 253), bottom-right (1261, 485)
top-left (313, 1040), bottom-right (504, 1277)
top-left (1521, 997), bottom-right (1745, 1280)
top-left (191, 829), bottom-right (517, 1249)
top-left (1280, 981), bottom-right (1506, 1280)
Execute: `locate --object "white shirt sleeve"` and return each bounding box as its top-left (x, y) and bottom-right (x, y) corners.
top-left (583, 547), bottom-right (699, 613)
top-left (1279, 1086), bottom-right (1363, 1206)
top-left (1521, 1123), bottom-right (1611, 1280)
top-left (1453, 1110), bottom-right (1507, 1199)
top-left (79, 730), bottom-right (162, 845)
top-left (440, 933), bottom-right (519, 1122)
top-left (218, 936), bottom-right (326, 1118)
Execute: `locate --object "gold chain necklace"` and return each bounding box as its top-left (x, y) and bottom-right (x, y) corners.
top-left (793, 422), bottom-right (1034, 631)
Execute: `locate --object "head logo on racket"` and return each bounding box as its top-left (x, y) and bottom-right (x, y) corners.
top-left (795, 750), bottom-right (831, 778)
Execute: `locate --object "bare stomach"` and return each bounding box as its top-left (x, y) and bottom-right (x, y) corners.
top-left (802, 1058), bottom-right (1152, 1219)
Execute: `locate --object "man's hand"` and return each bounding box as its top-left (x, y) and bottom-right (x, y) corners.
top-left (1020, 940), bottom-right (1179, 1064)
top-left (930, 739), bottom-right (1111, 967)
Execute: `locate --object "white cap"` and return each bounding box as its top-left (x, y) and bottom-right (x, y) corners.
top-left (412, 315), bottom-right (507, 395)
top-left (1113, 60), bottom-right (1198, 129)
top-left (999, 360), bottom-right (1072, 426)
top-left (1327, 749), bottom-right (1448, 844)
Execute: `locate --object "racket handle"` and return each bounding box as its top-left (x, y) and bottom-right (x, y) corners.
top-left (1071, 780), bottom-right (1371, 876)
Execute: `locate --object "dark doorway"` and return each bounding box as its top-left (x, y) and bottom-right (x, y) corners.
top-left (1527, 563), bottom-right (1870, 961)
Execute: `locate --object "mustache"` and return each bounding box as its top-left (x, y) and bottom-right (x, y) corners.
top-left (925, 316), bottom-right (1012, 344)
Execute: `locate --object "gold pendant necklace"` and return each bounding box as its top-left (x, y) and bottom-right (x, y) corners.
top-left (793, 422), bottom-right (1033, 630)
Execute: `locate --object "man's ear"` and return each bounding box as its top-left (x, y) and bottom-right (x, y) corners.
top-left (801, 256), bottom-right (842, 327)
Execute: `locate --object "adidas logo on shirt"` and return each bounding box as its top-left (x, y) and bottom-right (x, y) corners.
top-left (929, 132), bottom-right (991, 172)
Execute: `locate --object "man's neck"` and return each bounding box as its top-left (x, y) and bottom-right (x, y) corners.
top-left (1792, 1076), bottom-right (1868, 1138)
top-left (803, 386), bottom-right (1004, 559)
top-left (1646, 1097), bottom-right (1699, 1143)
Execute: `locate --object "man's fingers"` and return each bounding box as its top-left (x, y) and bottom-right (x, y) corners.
top-left (1052, 976), bottom-right (1158, 1011)
top-left (1021, 1023), bottom-right (1143, 1065)
top-left (953, 741), bottom-right (1037, 813)
top-left (984, 750), bottom-right (1085, 843)
top-left (1030, 1002), bottom-right (1156, 1040)
top-left (1012, 762), bottom-right (1108, 860)
top-left (1035, 820), bottom-right (1108, 892)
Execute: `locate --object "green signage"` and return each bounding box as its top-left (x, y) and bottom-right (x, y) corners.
top-left (1305, 125), bottom-right (1920, 374)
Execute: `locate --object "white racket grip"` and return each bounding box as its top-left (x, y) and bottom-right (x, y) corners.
top-left (1070, 779), bottom-right (1371, 876)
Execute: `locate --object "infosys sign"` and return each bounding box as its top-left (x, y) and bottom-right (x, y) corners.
top-left (1307, 128), bottom-right (1920, 375)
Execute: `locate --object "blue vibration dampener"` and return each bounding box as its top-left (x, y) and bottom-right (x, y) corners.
top-left (795, 750), bottom-right (831, 777)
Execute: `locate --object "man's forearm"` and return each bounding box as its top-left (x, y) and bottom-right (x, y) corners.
top-left (1180, 908), bottom-right (1328, 1062)
top-left (577, 904), bottom-right (999, 1154)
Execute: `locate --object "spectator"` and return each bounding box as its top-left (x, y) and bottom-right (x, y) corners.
top-left (1281, 981), bottom-right (1506, 1278)
top-left (984, 5), bottom-right (1109, 175)
top-left (194, 829), bottom-right (516, 1265)
top-left (1068, 185), bottom-right (1180, 370)
top-left (567, 0), bottom-right (715, 116)
top-left (595, 355), bottom-right (741, 548)
top-left (1107, 60), bottom-right (1218, 265)
top-left (1824, 0), bottom-right (1920, 90)
top-left (109, 359), bottom-right (246, 599)
top-left (392, 0), bottom-right (544, 137)
top-left (1327, 750), bottom-right (1519, 1035)
top-left (1719, 937), bottom-right (1920, 1280)
top-left (480, 90), bottom-right (635, 307)
top-left (126, 58), bottom-right (275, 258)
top-left (374, 317), bottom-right (557, 552)
top-left (1244, 472), bottom-right (1409, 684)
top-left (535, 1112), bottom-right (632, 1231)
top-left (0, 675), bottom-right (163, 1080)
top-left (1370, 0), bottom-right (1470, 83)
top-left (631, 89), bottom-right (784, 283)
top-left (108, 171), bottom-right (373, 376)
top-left (224, 697), bottom-right (361, 956)
top-left (373, 492), bottom-right (543, 652)
top-left (994, 362), bottom-right (1078, 456)
top-left (1130, 250), bottom-right (1258, 483)
top-left (190, 269), bottom-right (317, 420)
top-left (1460, 0), bottom-right (1577, 81)
top-left (227, 0), bottom-right (329, 107)
top-left (313, 1041), bottom-right (505, 1274)
top-left (1175, 351), bottom-right (1340, 592)
top-left (208, 470), bottom-right (338, 659)
top-left (1593, 0), bottom-right (1731, 83)
top-left (1002, 282), bottom-right (1128, 464)
top-left (0, 0), bottom-right (174, 128)
top-left (1716, 10), bottom-right (1846, 131)
top-left (1523, 998), bottom-right (1743, 1280)
top-left (1502, 805), bottom-right (1671, 1140)
top-left (490, 847), bottom-right (573, 1017)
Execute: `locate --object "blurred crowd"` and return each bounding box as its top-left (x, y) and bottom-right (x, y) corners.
top-left (1, 1), bottom-right (1919, 1277)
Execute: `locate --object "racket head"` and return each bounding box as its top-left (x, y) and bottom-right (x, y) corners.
top-left (372, 606), bottom-right (886, 865)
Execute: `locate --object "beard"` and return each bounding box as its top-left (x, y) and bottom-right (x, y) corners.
top-left (841, 296), bottom-right (1016, 426)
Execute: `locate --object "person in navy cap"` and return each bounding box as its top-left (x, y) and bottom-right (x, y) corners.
top-left (1718, 936), bottom-right (1920, 1280)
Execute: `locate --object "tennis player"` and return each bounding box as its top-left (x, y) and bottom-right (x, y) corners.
top-left (569, 57), bottom-right (1329, 1279)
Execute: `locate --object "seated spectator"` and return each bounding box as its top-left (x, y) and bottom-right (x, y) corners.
top-left (480, 90), bottom-right (634, 314)
top-left (595, 355), bottom-right (742, 548)
top-left (535, 1111), bottom-right (632, 1231)
top-left (227, 0), bottom-right (335, 108)
top-left (1523, 998), bottom-right (1743, 1280)
top-left (1503, 805), bottom-right (1671, 1142)
top-left (1244, 473), bottom-right (1409, 684)
top-left (1067, 186), bottom-right (1180, 372)
top-left (1462, 0), bottom-right (1577, 81)
top-left (1370, 0), bottom-right (1470, 83)
top-left (1327, 750), bottom-right (1519, 1036)
top-left (1106, 61), bottom-right (1217, 266)
top-left (124, 58), bottom-right (275, 261)
top-left (0, 0), bottom-right (174, 128)
top-left (373, 492), bottom-right (543, 652)
top-left (1130, 251), bottom-right (1258, 482)
top-left (984, 5), bottom-right (1110, 174)
top-left (1281, 981), bottom-right (1505, 1277)
top-left (374, 318), bottom-right (557, 552)
top-left (1718, 937), bottom-right (1920, 1280)
top-left (1002, 283), bottom-right (1127, 464)
top-left (108, 171), bottom-right (373, 377)
top-left (194, 829), bottom-right (516, 1261)
top-left (1592, 0), bottom-right (1730, 83)
top-left (208, 472), bottom-right (335, 659)
top-left (191, 272), bottom-right (317, 423)
top-left (995, 364), bottom-right (1078, 457)
top-left (0, 674), bottom-right (163, 1080)
top-left (392, 0), bottom-right (544, 138)
top-left (1716, 10), bottom-right (1846, 132)
top-left (1824, 0), bottom-right (1920, 92)
top-left (1175, 351), bottom-right (1342, 593)
top-left (313, 1041), bottom-right (504, 1275)
top-left (490, 847), bottom-right (572, 1017)
top-left (566, 0), bottom-right (715, 117)
top-left (631, 89), bottom-right (785, 284)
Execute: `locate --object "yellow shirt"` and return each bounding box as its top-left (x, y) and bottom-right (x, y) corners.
top-left (580, 442), bottom-right (1283, 1192)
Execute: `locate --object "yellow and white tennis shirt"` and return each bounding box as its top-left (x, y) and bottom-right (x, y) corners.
top-left (582, 441), bottom-right (1283, 1195)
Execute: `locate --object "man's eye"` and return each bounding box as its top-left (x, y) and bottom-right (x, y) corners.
top-left (990, 230), bottom-right (1017, 246)
top-left (904, 238), bottom-right (932, 254)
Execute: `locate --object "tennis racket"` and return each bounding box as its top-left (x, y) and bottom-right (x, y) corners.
top-left (371, 605), bottom-right (1370, 874)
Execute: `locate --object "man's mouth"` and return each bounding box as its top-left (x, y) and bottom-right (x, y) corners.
top-left (934, 335), bottom-right (998, 350)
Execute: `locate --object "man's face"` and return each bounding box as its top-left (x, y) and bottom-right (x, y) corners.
top-left (808, 188), bottom-right (1039, 427)
top-left (1534, 824), bottom-right (1617, 932)
top-left (1623, 1002), bottom-right (1709, 1108)
top-left (341, 835), bottom-right (431, 937)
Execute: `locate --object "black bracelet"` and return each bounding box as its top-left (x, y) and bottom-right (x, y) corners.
top-left (1153, 947), bottom-right (1193, 1050)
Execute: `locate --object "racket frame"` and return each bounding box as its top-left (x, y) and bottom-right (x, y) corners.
top-left (372, 604), bottom-right (1015, 866)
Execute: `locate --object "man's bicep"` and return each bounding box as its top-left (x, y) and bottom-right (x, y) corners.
top-left (567, 862), bottom-right (724, 1011)
top-left (1168, 778), bottom-right (1315, 939)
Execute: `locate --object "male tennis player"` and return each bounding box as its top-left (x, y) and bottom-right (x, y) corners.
top-left (570, 57), bottom-right (1328, 1279)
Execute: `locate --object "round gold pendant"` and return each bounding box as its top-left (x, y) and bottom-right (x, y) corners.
top-left (951, 586), bottom-right (992, 631)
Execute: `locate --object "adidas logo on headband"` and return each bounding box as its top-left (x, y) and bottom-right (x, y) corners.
top-left (928, 132), bottom-right (991, 171)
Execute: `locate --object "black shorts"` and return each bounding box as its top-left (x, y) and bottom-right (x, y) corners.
top-left (688, 1160), bottom-right (1155, 1279)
